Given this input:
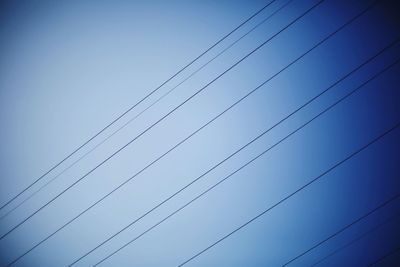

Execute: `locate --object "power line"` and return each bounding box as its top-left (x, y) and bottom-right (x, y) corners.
top-left (178, 123), bottom-right (400, 266)
top-left (94, 57), bottom-right (400, 267)
top-left (73, 37), bottom-right (399, 267)
top-left (176, 107), bottom-right (400, 266)
top-left (0, 0), bottom-right (293, 222)
top-left (6, 3), bottom-right (388, 265)
top-left (310, 212), bottom-right (400, 267)
top-left (368, 246), bottom-right (400, 266)
top-left (282, 195), bottom-right (400, 266)
top-left (0, 0), bottom-right (324, 241)
top-left (0, 0), bottom-right (278, 213)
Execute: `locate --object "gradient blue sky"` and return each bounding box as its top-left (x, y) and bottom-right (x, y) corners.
top-left (0, 0), bottom-right (399, 266)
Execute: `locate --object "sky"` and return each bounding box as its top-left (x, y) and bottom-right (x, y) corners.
top-left (0, 0), bottom-right (400, 266)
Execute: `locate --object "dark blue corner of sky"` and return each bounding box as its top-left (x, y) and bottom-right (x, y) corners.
top-left (0, 0), bottom-right (400, 266)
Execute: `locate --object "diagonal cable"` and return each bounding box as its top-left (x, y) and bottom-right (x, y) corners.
top-left (0, 0), bottom-right (293, 222)
top-left (176, 66), bottom-right (400, 267)
top-left (368, 246), bottom-right (400, 266)
top-left (73, 33), bottom-right (399, 267)
top-left (94, 47), bottom-right (400, 267)
top-left (282, 195), bottom-right (400, 266)
top-left (6, 3), bottom-right (389, 266)
top-left (0, 0), bottom-right (278, 212)
top-left (0, 0), bottom-right (325, 241)
top-left (310, 212), bottom-right (400, 267)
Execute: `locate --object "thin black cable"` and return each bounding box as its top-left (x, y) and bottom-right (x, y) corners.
top-left (177, 123), bottom-right (400, 267)
top-left (0, 0), bottom-right (292, 222)
top-left (0, 0), bottom-right (324, 241)
top-left (368, 246), bottom-right (400, 266)
top-left (176, 87), bottom-right (400, 267)
top-left (282, 195), bottom-right (400, 266)
top-left (6, 4), bottom-right (387, 265)
top-left (0, 0), bottom-right (278, 213)
top-left (73, 35), bottom-right (398, 267)
top-left (94, 56), bottom-right (400, 267)
top-left (310, 212), bottom-right (400, 267)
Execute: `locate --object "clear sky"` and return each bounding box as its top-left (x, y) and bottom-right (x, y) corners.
top-left (0, 0), bottom-right (399, 266)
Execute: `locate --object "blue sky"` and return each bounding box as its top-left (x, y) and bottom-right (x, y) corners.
top-left (0, 0), bottom-right (400, 266)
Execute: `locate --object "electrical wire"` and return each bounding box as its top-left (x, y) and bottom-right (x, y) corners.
top-left (93, 57), bottom-right (400, 267)
top-left (175, 53), bottom-right (400, 265)
top-left (282, 196), bottom-right (400, 266)
top-left (177, 121), bottom-right (400, 267)
top-left (73, 38), bottom-right (399, 267)
top-left (0, 0), bottom-right (278, 213)
top-left (0, 0), bottom-right (325, 241)
top-left (368, 246), bottom-right (400, 266)
top-left (310, 212), bottom-right (400, 267)
top-left (5, 3), bottom-right (388, 265)
top-left (0, 0), bottom-right (293, 222)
